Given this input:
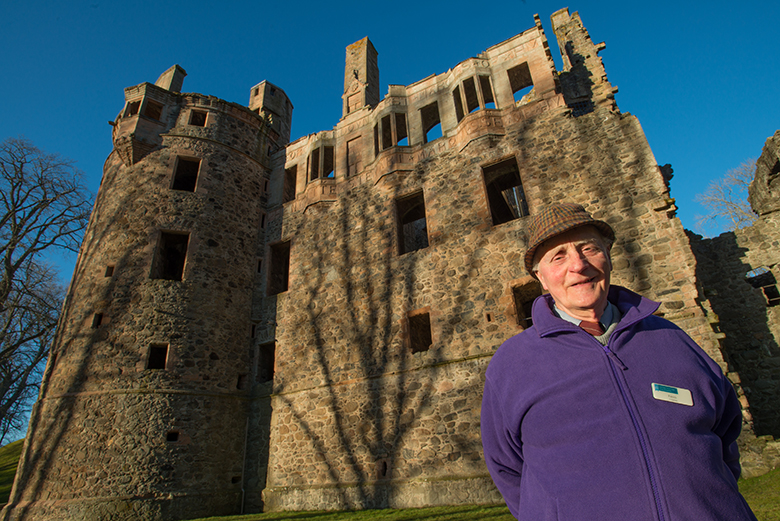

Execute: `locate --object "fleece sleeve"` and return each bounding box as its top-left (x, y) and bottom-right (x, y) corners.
top-left (714, 374), bottom-right (744, 481)
top-left (481, 376), bottom-right (524, 518)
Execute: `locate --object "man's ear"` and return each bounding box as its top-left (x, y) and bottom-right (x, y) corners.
top-left (536, 271), bottom-right (549, 292)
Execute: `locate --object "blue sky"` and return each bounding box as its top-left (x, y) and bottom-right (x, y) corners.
top-left (2, 0), bottom-right (779, 281)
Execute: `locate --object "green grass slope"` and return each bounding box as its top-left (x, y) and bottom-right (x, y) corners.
top-left (0, 439), bottom-right (23, 505)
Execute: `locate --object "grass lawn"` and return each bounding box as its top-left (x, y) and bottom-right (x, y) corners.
top-left (0, 440), bottom-right (776, 520)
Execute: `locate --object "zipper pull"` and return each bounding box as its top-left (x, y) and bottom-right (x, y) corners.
top-left (605, 348), bottom-right (628, 370)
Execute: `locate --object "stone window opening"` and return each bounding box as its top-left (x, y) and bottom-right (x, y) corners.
top-left (381, 115), bottom-right (393, 150)
top-left (237, 374), bottom-right (248, 390)
top-left (257, 258), bottom-right (263, 274)
top-left (171, 157), bottom-right (200, 192)
top-left (105, 265), bottom-right (115, 277)
top-left (142, 100), bottom-right (164, 121)
top-left (260, 212), bottom-right (266, 229)
top-left (376, 458), bottom-right (390, 479)
top-left (309, 146), bottom-right (335, 181)
top-left (396, 192), bottom-right (429, 254)
top-left (231, 475), bottom-right (242, 484)
top-left (375, 114), bottom-right (409, 156)
top-left (746, 267), bottom-right (780, 307)
top-left (480, 75), bottom-right (496, 109)
top-left (147, 343), bottom-right (169, 370)
top-left (263, 179), bottom-right (269, 194)
top-left (151, 232), bottom-right (190, 281)
top-left (463, 77), bottom-right (480, 114)
top-left (407, 310), bottom-right (433, 354)
top-left (395, 113), bottom-right (408, 146)
top-left (91, 313), bottom-right (103, 329)
top-left (453, 76), bottom-right (497, 122)
top-left (483, 158), bottom-right (529, 225)
top-left (188, 110), bottom-right (207, 127)
top-left (124, 100), bottom-right (141, 117)
top-left (507, 62), bottom-right (534, 104)
top-left (420, 102), bottom-right (442, 144)
top-left (268, 240), bottom-right (291, 295)
top-left (512, 280), bottom-right (543, 328)
top-left (453, 86), bottom-right (465, 122)
top-left (283, 165), bottom-right (297, 202)
top-left (166, 431), bottom-right (179, 442)
top-left (257, 342), bottom-right (276, 383)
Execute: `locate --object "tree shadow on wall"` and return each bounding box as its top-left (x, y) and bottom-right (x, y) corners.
top-left (267, 175), bottom-right (488, 510)
top-left (688, 230), bottom-right (780, 438)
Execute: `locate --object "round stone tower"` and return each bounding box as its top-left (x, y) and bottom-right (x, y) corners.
top-left (2, 66), bottom-right (291, 521)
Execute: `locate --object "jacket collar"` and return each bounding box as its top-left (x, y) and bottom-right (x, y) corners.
top-left (532, 285), bottom-right (660, 338)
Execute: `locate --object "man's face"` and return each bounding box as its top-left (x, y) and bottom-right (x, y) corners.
top-left (534, 225), bottom-right (612, 321)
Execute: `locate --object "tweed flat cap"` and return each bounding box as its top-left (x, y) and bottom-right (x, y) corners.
top-left (524, 203), bottom-right (614, 276)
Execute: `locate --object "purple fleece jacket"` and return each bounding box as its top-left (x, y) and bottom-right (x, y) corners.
top-left (481, 285), bottom-right (756, 521)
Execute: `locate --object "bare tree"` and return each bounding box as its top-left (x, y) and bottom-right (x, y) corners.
top-left (0, 137), bottom-right (91, 442)
top-left (695, 159), bottom-right (758, 235)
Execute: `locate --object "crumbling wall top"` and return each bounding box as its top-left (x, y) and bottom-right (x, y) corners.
top-left (748, 130), bottom-right (780, 216)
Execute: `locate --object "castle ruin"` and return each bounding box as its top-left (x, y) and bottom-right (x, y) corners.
top-left (3, 8), bottom-right (779, 521)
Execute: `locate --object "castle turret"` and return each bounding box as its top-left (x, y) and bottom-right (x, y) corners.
top-left (3, 68), bottom-right (290, 521)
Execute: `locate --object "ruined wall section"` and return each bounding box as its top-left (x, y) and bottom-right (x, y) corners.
top-left (3, 80), bottom-right (281, 521)
top-left (690, 131), bottom-right (780, 440)
top-left (245, 13), bottom-right (733, 512)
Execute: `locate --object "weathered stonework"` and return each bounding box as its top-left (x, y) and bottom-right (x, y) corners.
top-left (3, 8), bottom-right (777, 521)
top-left (687, 131), bottom-right (780, 474)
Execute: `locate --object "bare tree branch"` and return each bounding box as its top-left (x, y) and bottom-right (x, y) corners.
top-left (0, 137), bottom-right (91, 442)
top-left (695, 159), bottom-right (758, 236)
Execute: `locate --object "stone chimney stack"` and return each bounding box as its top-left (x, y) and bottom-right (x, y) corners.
top-left (342, 37), bottom-right (379, 118)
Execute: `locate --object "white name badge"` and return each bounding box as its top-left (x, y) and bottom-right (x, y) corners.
top-left (652, 383), bottom-right (693, 406)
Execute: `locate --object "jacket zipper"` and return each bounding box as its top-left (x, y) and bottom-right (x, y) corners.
top-left (602, 342), bottom-right (666, 521)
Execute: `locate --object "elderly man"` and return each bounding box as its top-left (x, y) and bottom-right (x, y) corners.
top-left (481, 203), bottom-right (756, 521)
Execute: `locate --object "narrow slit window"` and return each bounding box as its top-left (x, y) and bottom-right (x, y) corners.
top-left (395, 113), bottom-right (408, 146)
top-left (507, 63), bottom-right (534, 104)
top-left (420, 102), bottom-right (442, 144)
top-left (171, 157), bottom-right (200, 192)
top-left (147, 344), bottom-right (169, 370)
top-left (237, 374), bottom-right (248, 390)
top-left (166, 431), bottom-right (179, 442)
top-left (373, 124), bottom-right (380, 157)
top-left (408, 312), bottom-right (432, 353)
top-left (259, 212), bottom-right (266, 229)
top-left (310, 148), bottom-right (320, 181)
top-left (452, 86), bottom-right (465, 122)
top-left (397, 192), bottom-right (428, 254)
top-left (283, 165), bottom-right (297, 203)
top-left (152, 232), bottom-right (190, 281)
top-left (381, 115), bottom-right (393, 150)
top-left (125, 100), bottom-right (141, 117)
top-left (105, 265), bottom-right (115, 277)
top-left (143, 100), bottom-right (164, 121)
top-left (483, 158), bottom-right (529, 225)
top-left (512, 281), bottom-right (542, 328)
top-left (258, 342), bottom-right (276, 383)
top-left (479, 75), bottom-right (496, 109)
top-left (323, 146), bottom-right (335, 178)
top-left (463, 77), bottom-right (480, 113)
top-left (268, 240), bottom-right (291, 295)
top-left (189, 110), bottom-right (207, 127)
top-left (91, 313), bottom-right (103, 328)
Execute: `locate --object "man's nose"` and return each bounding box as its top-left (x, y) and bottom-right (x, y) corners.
top-left (568, 251), bottom-right (590, 271)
